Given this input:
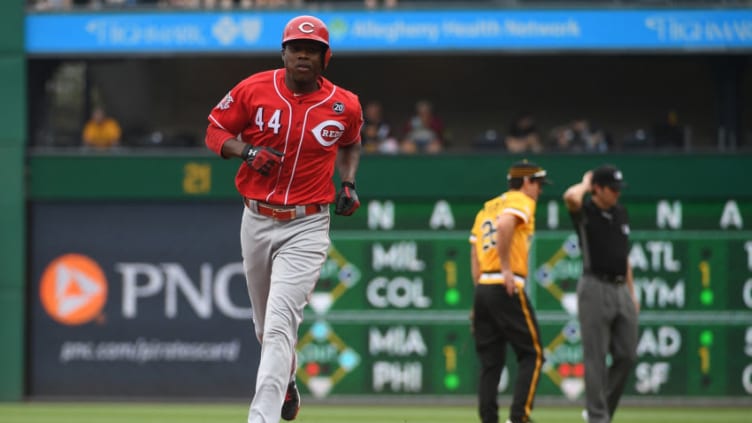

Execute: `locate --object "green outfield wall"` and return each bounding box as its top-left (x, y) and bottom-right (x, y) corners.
top-left (24, 152), bottom-right (752, 402)
top-left (27, 152), bottom-right (752, 201)
top-left (1, 0), bottom-right (25, 402)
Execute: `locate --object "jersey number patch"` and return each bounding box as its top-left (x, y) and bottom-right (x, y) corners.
top-left (481, 219), bottom-right (497, 251)
top-left (255, 108), bottom-right (282, 134)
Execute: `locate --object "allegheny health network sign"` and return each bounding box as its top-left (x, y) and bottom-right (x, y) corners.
top-left (26, 9), bottom-right (752, 54)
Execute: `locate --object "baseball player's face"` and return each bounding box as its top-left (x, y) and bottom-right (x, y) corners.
top-left (594, 185), bottom-right (620, 207)
top-left (521, 177), bottom-right (543, 201)
top-left (282, 40), bottom-right (325, 84)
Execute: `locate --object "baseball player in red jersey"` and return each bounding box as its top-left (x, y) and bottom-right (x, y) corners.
top-left (205, 15), bottom-right (363, 423)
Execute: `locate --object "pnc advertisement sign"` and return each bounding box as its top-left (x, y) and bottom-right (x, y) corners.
top-left (29, 202), bottom-right (260, 398)
top-left (39, 253), bottom-right (108, 326)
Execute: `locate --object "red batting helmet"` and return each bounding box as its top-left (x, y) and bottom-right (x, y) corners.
top-left (282, 15), bottom-right (332, 68)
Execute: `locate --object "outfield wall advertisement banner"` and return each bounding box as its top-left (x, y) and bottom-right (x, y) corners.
top-left (29, 202), bottom-right (752, 399)
top-left (29, 202), bottom-right (259, 397)
top-left (25, 9), bottom-right (752, 55)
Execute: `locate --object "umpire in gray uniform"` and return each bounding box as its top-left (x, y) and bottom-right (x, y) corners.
top-left (563, 165), bottom-right (639, 423)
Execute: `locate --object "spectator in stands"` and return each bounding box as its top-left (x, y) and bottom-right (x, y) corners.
top-left (39, 0), bottom-right (141, 8)
top-left (199, 0), bottom-right (234, 8)
top-left (163, 0), bottom-right (202, 7)
top-left (652, 108), bottom-right (685, 150)
top-left (361, 100), bottom-right (399, 154)
top-left (365, 0), bottom-right (397, 9)
top-left (548, 118), bottom-right (609, 153)
top-left (82, 106), bottom-right (122, 150)
top-left (232, 0), bottom-right (296, 9)
top-left (90, 0), bottom-right (139, 8)
top-left (31, 0), bottom-right (72, 10)
top-left (504, 112), bottom-right (543, 153)
top-left (472, 129), bottom-right (503, 151)
top-left (548, 125), bottom-right (572, 152)
top-left (400, 99), bottom-right (444, 154)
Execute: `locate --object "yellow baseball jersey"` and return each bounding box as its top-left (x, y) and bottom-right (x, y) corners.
top-left (469, 190), bottom-right (537, 283)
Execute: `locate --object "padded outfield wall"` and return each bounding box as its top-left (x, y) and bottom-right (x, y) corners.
top-left (23, 152), bottom-right (752, 403)
top-left (0, 0), bottom-right (25, 403)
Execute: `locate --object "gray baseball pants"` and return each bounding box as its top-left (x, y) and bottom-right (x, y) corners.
top-left (240, 204), bottom-right (330, 423)
top-left (577, 274), bottom-right (638, 423)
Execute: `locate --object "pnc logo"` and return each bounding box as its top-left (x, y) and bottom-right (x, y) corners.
top-left (39, 254), bottom-right (108, 325)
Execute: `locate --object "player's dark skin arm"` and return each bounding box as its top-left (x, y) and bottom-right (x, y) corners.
top-left (336, 143), bottom-right (361, 184)
top-left (219, 138), bottom-right (248, 159)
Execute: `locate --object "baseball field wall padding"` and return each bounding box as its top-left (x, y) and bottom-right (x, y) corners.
top-left (25, 153), bottom-right (752, 401)
top-left (0, 0), bottom-right (25, 403)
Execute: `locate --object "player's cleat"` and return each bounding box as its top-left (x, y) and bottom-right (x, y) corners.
top-left (281, 381), bottom-right (300, 421)
top-left (581, 409), bottom-right (588, 422)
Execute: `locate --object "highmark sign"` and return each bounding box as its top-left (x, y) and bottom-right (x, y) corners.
top-left (26, 9), bottom-right (752, 54)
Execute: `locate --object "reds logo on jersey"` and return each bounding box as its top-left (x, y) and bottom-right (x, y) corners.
top-left (312, 120), bottom-right (345, 147)
top-left (216, 93), bottom-right (234, 110)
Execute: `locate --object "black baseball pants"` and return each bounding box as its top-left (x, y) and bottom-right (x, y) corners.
top-left (473, 284), bottom-right (545, 423)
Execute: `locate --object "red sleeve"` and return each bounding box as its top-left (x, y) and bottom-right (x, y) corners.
top-left (340, 95), bottom-right (364, 146)
top-left (205, 124), bottom-right (235, 157)
top-left (205, 83), bottom-right (251, 156)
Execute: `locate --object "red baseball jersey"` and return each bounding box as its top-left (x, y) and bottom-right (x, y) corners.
top-left (206, 69), bottom-right (363, 205)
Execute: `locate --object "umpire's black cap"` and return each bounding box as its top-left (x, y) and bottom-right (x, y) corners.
top-left (507, 160), bottom-right (552, 185)
top-left (592, 164), bottom-right (626, 190)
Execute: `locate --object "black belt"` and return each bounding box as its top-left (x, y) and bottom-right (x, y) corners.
top-left (587, 272), bottom-right (626, 284)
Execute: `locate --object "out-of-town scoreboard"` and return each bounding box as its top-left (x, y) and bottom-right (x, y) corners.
top-left (297, 198), bottom-right (752, 399)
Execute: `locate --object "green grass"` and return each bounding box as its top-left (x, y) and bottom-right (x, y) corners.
top-left (0, 403), bottom-right (750, 423)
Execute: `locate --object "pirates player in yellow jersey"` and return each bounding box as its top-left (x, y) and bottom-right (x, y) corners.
top-left (469, 160), bottom-right (549, 423)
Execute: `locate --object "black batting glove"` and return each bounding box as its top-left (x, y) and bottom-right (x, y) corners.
top-left (242, 144), bottom-right (283, 176)
top-left (335, 181), bottom-right (360, 216)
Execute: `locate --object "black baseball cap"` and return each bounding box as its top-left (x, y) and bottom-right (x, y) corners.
top-left (592, 164), bottom-right (626, 190)
top-left (507, 160), bottom-right (552, 185)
